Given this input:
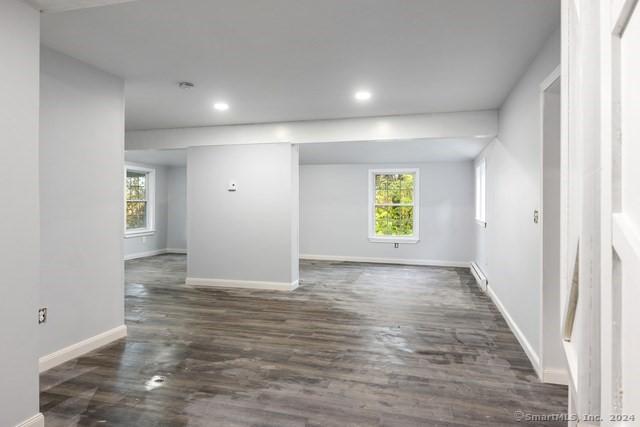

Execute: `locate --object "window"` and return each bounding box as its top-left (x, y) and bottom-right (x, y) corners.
top-left (125, 165), bottom-right (155, 237)
top-left (475, 159), bottom-right (486, 224)
top-left (368, 169), bottom-right (419, 243)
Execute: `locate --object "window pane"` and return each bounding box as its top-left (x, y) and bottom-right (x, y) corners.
top-left (375, 189), bottom-right (391, 204)
top-left (126, 201), bottom-right (147, 229)
top-left (475, 161), bottom-right (486, 221)
top-left (126, 171), bottom-right (147, 201)
top-left (400, 189), bottom-right (413, 204)
top-left (375, 206), bottom-right (414, 236)
top-left (375, 173), bottom-right (414, 204)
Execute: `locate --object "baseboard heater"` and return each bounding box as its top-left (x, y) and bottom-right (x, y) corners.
top-left (470, 262), bottom-right (488, 291)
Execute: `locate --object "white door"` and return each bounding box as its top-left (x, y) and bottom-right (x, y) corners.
top-left (603, 0), bottom-right (640, 423)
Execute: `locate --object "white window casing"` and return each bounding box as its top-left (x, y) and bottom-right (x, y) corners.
top-left (368, 168), bottom-right (420, 243)
top-left (124, 164), bottom-right (156, 238)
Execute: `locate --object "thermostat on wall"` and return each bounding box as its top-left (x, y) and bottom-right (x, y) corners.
top-left (228, 181), bottom-right (237, 192)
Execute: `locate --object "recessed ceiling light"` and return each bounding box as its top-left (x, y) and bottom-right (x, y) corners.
top-left (213, 102), bottom-right (230, 111)
top-left (354, 90), bottom-right (372, 101)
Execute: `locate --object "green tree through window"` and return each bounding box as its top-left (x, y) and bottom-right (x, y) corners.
top-left (126, 170), bottom-right (148, 230)
top-left (373, 172), bottom-right (416, 236)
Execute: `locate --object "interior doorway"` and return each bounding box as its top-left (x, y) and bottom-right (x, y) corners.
top-left (123, 149), bottom-right (188, 261)
top-left (539, 68), bottom-right (565, 384)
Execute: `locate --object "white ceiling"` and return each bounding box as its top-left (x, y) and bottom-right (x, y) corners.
top-left (125, 149), bottom-right (186, 167)
top-left (301, 138), bottom-right (491, 164)
top-left (41, 0), bottom-right (560, 131)
top-left (26, 0), bottom-right (136, 13)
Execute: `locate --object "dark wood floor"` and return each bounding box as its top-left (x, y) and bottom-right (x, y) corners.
top-left (40, 254), bottom-right (567, 426)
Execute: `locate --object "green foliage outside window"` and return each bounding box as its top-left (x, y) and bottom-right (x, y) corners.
top-left (126, 171), bottom-right (147, 229)
top-left (374, 173), bottom-right (415, 236)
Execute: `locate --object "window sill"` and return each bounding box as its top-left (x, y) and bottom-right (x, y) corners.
top-left (124, 230), bottom-right (155, 239)
top-left (368, 236), bottom-right (420, 244)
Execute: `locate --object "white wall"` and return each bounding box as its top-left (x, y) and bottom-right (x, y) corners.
top-left (123, 162), bottom-right (169, 258)
top-left (167, 166), bottom-right (187, 251)
top-left (187, 143), bottom-right (298, 286)
top-left (39, 47), bottom-right (125, 357)
top-left (290, 147), bottom-right (300, 283)
top-left (301, 162), bottom-right (475, 265)
top-left (475, 27), bottom-right (560, 371)
top-left (0, 2), bottom-right (41, 426)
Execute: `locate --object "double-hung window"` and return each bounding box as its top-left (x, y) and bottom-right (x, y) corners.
top-left (475, 159), bottom-right (486, 225)
top-left (125, 165), bottom-right (155, 237)
top-left (368, 169), bottom-right (420, 243)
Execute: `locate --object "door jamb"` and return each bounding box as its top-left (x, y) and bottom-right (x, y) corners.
top-left (538, 65), bottom-right (562, 384)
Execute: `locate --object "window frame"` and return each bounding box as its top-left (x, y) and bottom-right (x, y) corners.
top-left (475, 159), bottom-right (486, 225)
top-left (368, 168), bottom-right (420, 243)
top-left (124, 164), bottom-right (156, 238)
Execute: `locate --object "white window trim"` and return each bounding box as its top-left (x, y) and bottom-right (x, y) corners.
top-left (368, 168), bottom-right (420, 243)
top-left (124, 163), bottom-right (156, 238)
top-left (475, 159), bottom-right (486, 226)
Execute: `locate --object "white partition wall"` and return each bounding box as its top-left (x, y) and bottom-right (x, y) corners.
top-left (39, 47), bottom-right (126, 369)
top-left (167, 167), bottom-right (188, 252)
top-left (0, 2), bottom-right (42, 427)
top-left (186, 143), bottom-right (299, 290)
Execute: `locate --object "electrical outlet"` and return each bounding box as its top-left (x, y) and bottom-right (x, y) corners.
top-left (38, 307), bottom-right (47, 324)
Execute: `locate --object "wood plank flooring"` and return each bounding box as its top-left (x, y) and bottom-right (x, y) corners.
top-left (40, 254), bottom-right (567, 426)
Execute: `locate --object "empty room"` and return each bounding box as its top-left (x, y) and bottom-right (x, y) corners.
top-left (2, 0), bottom-right (639, 426)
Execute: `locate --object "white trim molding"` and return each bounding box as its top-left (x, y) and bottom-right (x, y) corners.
top-left (124, 248), bottom-right (167, 260)
top-left (186, 277), bottom-right (299, 291)
top-left (39, 325), bottom-right (127, 373)
top-left (543, 368), bottom-right (569, 386)
top-left (15, 413), bottom-right (44, 427)
top-left (124, 163), bottom-right (156, 238)
top-left (123, 229), bottom-right (155, 239)
top-left (165, 248), bottom-right (187, 254)
top-left (300, 254), bottom-right (469, 268)
top-left (124, 248), bottom-right (187, 260)
top-left (486, 285), bottom-right (541, 379)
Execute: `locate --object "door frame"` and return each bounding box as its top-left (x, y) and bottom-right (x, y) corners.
top-left (538, 65), bottom-right (565, 384)
top-left (600, 0), bottom-right (639, 421)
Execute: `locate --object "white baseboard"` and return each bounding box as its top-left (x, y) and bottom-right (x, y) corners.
top-left (165, 248), bottom-right (187, 254)
top-left (186, 277), bottom-right (299, 291)
top-left (124, 248), bottom-right (167, 260)
top-left (124, 248), bottom-right (187, 260)
top-left (300, 254), bottom-right (470, 268)
top-left (486, 285), bottom-right (541, 379)
top-left (15, 413), bottom-right (44, 427)
top-left (39, 325), bottom-right (127, 373)
top-left (470, 261), bottom-right (488, 291)
top-left (543, 368), bottom-right (569, 385)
